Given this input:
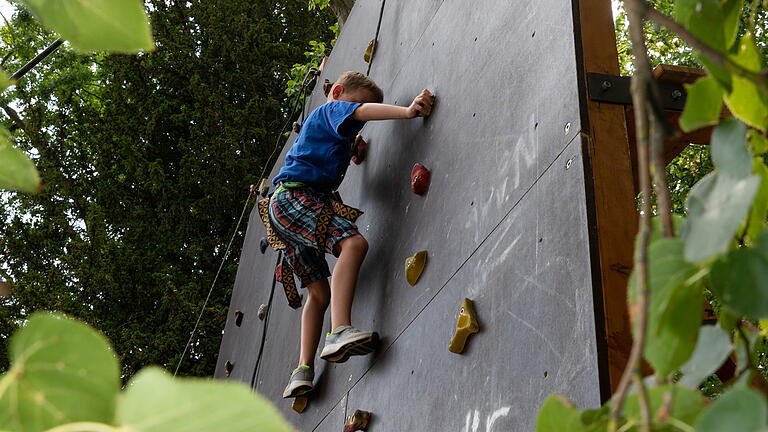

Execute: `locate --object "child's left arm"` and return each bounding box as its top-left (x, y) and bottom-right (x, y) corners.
top-left (352, 89), bottom-right (434, 121)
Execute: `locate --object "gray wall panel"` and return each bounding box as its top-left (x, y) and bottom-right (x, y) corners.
top-left (344, 139), bottom-right (600, 431)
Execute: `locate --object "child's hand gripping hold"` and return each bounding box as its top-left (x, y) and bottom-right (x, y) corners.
top-left (407, 89), bottom-right (435, 118)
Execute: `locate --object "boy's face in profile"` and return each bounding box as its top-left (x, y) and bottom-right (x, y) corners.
top-left (328, 84), bottom-right (378, 104)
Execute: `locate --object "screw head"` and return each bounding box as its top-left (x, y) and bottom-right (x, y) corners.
top-left (671, 89), bottom-right (683, 101)
top-left (601, 80), bottom-right (612, 90)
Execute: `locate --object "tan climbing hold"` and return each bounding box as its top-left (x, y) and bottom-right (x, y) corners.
top-left (405, 250), bottom-right (428, 286)
top-left (292, 396), bottom-right (308, 413)
top-left (448, 298), bottom-right (480, 354)
top-left (363, 39), bottom-right (377, 63)
top-left (344, 410), bottom-right (371, 431)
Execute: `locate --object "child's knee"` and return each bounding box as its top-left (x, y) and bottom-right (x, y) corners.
top-left (307, 282), bottom-right (331, 306)
top-left (342, 235), bottom-right (368, 256)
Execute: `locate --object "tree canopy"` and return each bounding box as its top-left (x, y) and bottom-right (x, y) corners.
top-left (0, 0), bottom-right (334, 378)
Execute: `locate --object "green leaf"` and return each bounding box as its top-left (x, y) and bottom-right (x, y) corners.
top-left (117, 367), bottom-right (295, 432)
top-left (683, 171), bottom-right (760, 262)
top-left (700, 56), bottom-right (733, 92)
top-left (678, 325), bottom-right (733, 389)
top-left (674, 0), bottom-right (742, 52)
top-left (0, 139), bottom-right (40, 194)
top-left (683, 120), bottom-right (759, 261)
top-left (625, 385), bottom-right (706, 428)
top-left (749, 130), bottom-right (768, 154)
top-left (629, 239), bottom-right (702, 377)
top-left (19, 0), bottom-right (154, 53)
top-left (680, 76), bottom-right (724, 132)
top-left (724, 34), bottom-right (768, 132)
top-left (709, 231), bottom-right (768, 319)
top-left (711, 119), bottom-right (752, 179)
top-left (580, 406), bottom-right (609, 432)
top-left (0, 313), bottom-right (120, 431)
top-left (694, 387), bottom-right (768, 432)
top-left (747, 158), bottom-right (768, 242)
top-left (536, 395), bottom-right (584, 432)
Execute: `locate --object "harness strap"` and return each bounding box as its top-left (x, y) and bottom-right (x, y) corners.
top-left (257, 190), bottom-right (363, 309)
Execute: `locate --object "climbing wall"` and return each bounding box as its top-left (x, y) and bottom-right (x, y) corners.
top-left (215, 0), bottom-right (608, 430)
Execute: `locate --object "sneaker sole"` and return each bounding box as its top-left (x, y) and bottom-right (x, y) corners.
top-left (282, 380), bottom-right (313, 398)
top-left (320, 332), bottom-right (379, 363)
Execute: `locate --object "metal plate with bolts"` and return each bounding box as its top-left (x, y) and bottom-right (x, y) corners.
top-left (587, 72), bottom-right (687, 110)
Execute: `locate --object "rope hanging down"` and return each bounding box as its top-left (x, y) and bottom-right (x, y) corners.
top-left (251, 75), bottom-right (315, 389)
top-left (365, 0), bottom-right (387, 76)
top-left (173, 69), bottom-right (319, 377)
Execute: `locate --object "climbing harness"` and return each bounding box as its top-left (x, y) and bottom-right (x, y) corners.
top-left (257, 184), bottom-right (363, 309)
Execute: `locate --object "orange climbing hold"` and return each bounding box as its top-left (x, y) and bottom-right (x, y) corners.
top-left (448, 298), bottom-right (480, 354)
top-left (405, 251), bottom-right (428, 286)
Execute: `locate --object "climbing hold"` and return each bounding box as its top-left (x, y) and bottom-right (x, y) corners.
top-left (363, 39), bottom-right (377, 63)
top-left (448, 298), bottom-right (480, 354)
top-left (292, 121), bottom-right (302, 134)
top-left (344, 410), bottom-right (371, 432)
top-left (224, 360), bottom-right (234, 377)
top-left (323, 79), bottom-right (333, 97)
top-left (411, 163), bottom-right (431, 195)
top-left (351, 135), bottom-right (368, 165)
top-left (257, 304), bottom-right (268, 321)
top-left (405, 250), bottom-right (428, 286)
top-left (234, 309), bottom-right (244, 327)
top-left (260, 237), bottom-right (269, 254)
top-left (259, 178), bottom-right (270, 198)
top-left (292, 396), bottom-right (309, 414)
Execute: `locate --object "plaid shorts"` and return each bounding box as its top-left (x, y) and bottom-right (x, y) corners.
top-left (268, 187), bottom-right (361, 286)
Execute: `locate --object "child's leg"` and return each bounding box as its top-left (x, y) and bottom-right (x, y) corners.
top-left (299, 278), bottom-right (331, 368)
top-left (330, 234), bottom-right (368, 330)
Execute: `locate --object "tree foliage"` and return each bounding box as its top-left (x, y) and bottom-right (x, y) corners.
top-left (537, 0), bottom-right (768, 430)
top-left (0, 0), bottom-right (334, 379)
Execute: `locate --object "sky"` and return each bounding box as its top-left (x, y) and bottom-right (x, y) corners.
top-left (0, 1), bottom-right (12, 21)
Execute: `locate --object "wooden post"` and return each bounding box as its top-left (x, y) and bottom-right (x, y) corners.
top-left (576, 0), bottom-right (638, 395)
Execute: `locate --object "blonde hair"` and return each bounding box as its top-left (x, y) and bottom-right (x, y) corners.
top-left (335, 71), bottom-right (384, 103)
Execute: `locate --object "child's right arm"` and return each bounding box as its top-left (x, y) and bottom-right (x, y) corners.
top-left (352, 89), bottom-right (434, 121)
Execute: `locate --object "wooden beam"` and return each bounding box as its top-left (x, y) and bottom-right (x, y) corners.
top-left (577, 0), bottom-right (638, 396)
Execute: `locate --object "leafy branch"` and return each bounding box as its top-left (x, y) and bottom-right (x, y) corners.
top-left (640, 2), bottom-right (768, 95)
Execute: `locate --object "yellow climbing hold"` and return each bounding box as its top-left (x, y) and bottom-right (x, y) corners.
top-left (363, 39), bottom-right (377, 63)
top-left (448, 298), bottom-right (480, 354)
top-left (405, 250), bottom-right (428, 286)
top-left (292, 396), bottom-right (308, 413)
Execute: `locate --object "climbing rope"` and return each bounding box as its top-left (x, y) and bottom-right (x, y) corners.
top-left (172, 69), bottom-right (318, 377)
top-left (365, 0), bottom-right (387, 76)
top-left (250, 252), bottom-right (281, 390)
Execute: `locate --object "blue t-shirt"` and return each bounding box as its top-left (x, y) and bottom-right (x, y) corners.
top-left (273, 101), bottom-right (365, 187)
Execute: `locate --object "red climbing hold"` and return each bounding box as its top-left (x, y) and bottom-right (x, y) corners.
top-left (351, 135), bottom-right (368, 165)
top-left (411, 163), bottom-right (431, 195)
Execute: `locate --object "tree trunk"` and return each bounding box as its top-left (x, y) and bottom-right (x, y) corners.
top-left (330, 0), bottom-right (354, 26)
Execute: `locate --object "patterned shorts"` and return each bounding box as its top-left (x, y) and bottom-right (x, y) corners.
top-left (268, 187), bottom-right (361, 286)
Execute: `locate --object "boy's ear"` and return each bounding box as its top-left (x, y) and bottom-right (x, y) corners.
top-left (331, 84), bottom-right (343, 99)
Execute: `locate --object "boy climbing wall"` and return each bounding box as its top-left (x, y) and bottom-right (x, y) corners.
top-left (266, 71), bottom-right (434, 398)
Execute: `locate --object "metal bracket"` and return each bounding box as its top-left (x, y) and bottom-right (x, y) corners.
top-left (587, 72), bottom-right (687, 111)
